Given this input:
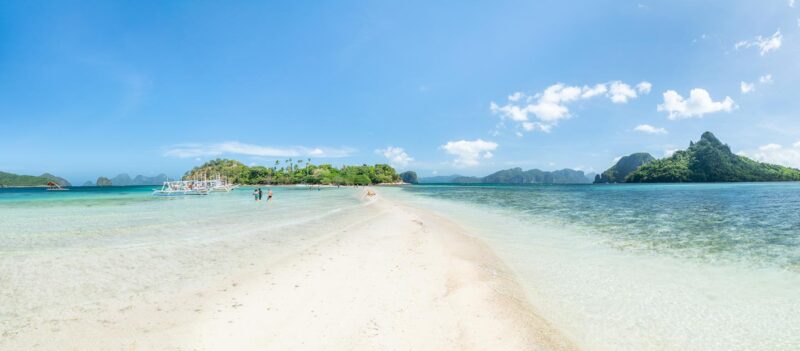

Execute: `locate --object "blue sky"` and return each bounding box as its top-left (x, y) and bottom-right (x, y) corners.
top-left (1, 1), bottom-right (799, 184)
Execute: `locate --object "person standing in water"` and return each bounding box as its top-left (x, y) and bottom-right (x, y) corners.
top-left (253, 188), bottom-right (259, 201)
top-left (257, 188), bottom-right (263, 201)
top-left (267, 189), bottom-right (273, 201)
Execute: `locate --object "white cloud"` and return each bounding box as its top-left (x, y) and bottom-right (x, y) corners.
top-left (608, 81), bottom-right (638, 103)
top-left (164, 142), bottom-right (355, 158)
top-left (790, 0), bottom-right (796, 7)
top-left (612, 156), bottom-right (623, 163)
top-left (740, 142), bottom-right (800, 168)
top-left (491, 80), bottom-right (650, 133)
top-left (581, 84), bottom-right (608, 98)
top-left (441, 139), bottom-right (498, 167)
top-left (636, 81), bottom-right (653, 94)
top-left (664, 149), bottom-right (678, 157)
top-left (740, 81), bottom-right (755, 94)
top-left (633, 124), bottom-right (668, 134)
top-left (740, 74), bottom-right (773, 95)
top-left (508, 92), bottom-right (523, 102)
top-left (735, 30), bottom-right (782, 56)
top-left (657, 88), bottom-right (736, 119)
top-left (375, 146), bottom-right (414, 168)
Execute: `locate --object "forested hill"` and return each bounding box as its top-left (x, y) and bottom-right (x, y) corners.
top-left (0, 171), bottom-right (71, 187)
top-left (594, 153), bottom-right (655, 183)
top-left (627, 132), bottom-right (800, 182)
top-left (182, 159), bottom-right (401, 185)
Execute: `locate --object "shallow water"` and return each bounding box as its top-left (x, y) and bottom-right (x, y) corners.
top-left (0, 185), bottom-right (367, 333)
top-left (384, 183), bottom-right (800, 350)
top-left (3, 184), bottom-right (799, 350)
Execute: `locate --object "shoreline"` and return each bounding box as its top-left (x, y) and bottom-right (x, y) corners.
top-left (2, 189), bottom-right (574, 350)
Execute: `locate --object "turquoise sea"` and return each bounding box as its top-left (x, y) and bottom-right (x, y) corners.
top-left (384, 183), bottom-right (800, 350)
top-left (2, 183), bottom-right (800, 350)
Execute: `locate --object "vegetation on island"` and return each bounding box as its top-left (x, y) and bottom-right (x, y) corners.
top-left (594, 152), bottom-right (655, 183)
top-left (182, 159), bottom-right (402, 185)
top-left (626, 132), bottom-right (800, 182)
top-left (399, 171), bottom-right (419, 184)
top-left (0, 171), bottom-right (71, 187)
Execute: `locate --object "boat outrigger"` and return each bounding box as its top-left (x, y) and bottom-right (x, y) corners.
top-left (205, 175), bottom-right (239, 192)
top-left (45, 181), bottom-right (68, 191)
top-left (152, 180), bottom-right (210, 196)
top-left (152, 175), bottom-right (238, 196)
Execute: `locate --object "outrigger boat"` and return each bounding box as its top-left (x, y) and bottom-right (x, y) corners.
top-left (152, 180), bottom-right (210, 196)
top-left (205, 175), bottom-right (239, 192)
top-left (45, 181), bottom-right (69, 191)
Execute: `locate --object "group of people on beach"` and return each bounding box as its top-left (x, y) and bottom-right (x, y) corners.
top-left (252, 188), bottom-right (272, 202)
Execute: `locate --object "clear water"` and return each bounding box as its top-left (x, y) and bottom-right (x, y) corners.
top-left (0, 186), bottom-right (369, 334)
top-left (396, 183), bottom-right (800, 269)
top-left (3, 184), bottom-right (800, 350)
top-left (383, 183), bottom-right (800, 350)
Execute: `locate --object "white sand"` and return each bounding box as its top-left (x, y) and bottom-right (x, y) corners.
top-left (3, 192), bottom-right (575, 350)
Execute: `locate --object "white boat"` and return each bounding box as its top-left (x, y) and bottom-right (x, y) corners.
top-left (152, 180), bottom-right (209, 196)
top-left (206, 175), bottom-right (239, 192)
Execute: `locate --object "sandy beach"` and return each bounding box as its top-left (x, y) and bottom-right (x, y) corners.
top-left (2, 191), bottom-right (574, 350)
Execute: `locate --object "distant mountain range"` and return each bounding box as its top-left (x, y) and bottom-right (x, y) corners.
top-left (0, 171), bottom-right (71, 187)
top-left (418, 168), bottom-right (594, 184)
top-left (89, 173), bottom-right (171, 186)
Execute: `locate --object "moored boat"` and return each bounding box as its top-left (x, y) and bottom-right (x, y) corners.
top-left (45, 181), bottom-right (69, 191)
top-left (152, 180), bottom-right (209, 196)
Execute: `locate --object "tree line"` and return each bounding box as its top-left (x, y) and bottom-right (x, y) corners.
top-left (182, 159), bottom-right (402, 185)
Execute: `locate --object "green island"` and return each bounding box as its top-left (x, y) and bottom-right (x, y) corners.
top-left (182, 159), bottom-right (402, 185)
top-left (594, 153), bottom-right (655, 183)
top-left (4, 132), bottom-right (798, 187)
top-left (0, 171), bottom-right (71, 187)
top-left (624, 132), bottom-right (800, 183)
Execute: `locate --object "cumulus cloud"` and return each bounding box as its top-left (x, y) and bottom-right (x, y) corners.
top-left (375, 146), bottom-right (414, 168)
top-left (741, 81), bottom-right (755, 94)
top-left (657, 88), bottom-right (736, 119)
top-left (740, 141), bottom-right (800, 168)
top-left (491, 80), bottom-right (651, 133)
top-left (633, 124), bottom-right (668, 134)
top-left (790, 0), bottom-right (796, 7)
top-left (735, 30), bottom-right (782, 56)
top-left (608, 81), bottom-right (638, 103)
top-left (441, 139), bottom-right (498, 167)
top-left (164, 142), bottom-right (355, 158)
top-left (664, 149), bottom-right (678, 157)
top-left (759, 74), bottom-right (773, 84)
top-left (636, 81), bottom-right (653, 94)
